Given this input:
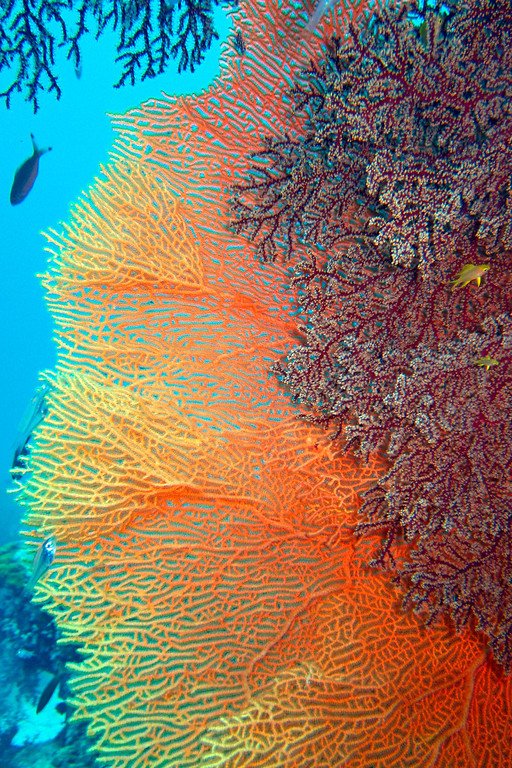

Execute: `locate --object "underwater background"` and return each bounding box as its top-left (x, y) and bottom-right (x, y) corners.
top-left (0, 1), bottom-right (510, 766)
top-left (0, 5), bottom-right (229, 765)
top-left (1, 7), bottom-right (230, 544)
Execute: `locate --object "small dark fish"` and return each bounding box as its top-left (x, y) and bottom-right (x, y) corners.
top-left (11, 443), bottom-right (30, 478)
top-left (36, 674), bottom-right (61, 714)
top-left (10, 134), bottom-right (52, 205)
top-left (28, 535), bottom-right (57, 590)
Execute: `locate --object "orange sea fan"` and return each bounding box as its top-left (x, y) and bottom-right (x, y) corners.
top-left (22, 150), bottom-right (387, 766)
top-left (43, 163), bottom-right (206, 295)
top-left (110, 0), bottom-right (378, 246)
top-left (19, 0), bottom-right (512, 766)
top-left (22, 154), bottom-right (512, 767)
top-left (203, 556), bottom-right (512, 767)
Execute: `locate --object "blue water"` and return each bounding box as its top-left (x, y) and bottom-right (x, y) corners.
top-left (0, 6), bottom-right (231, 543)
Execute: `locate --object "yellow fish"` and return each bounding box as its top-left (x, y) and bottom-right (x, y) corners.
top-left (451, 263), bottom-right (490, 290)
top-left (475, 356), bottom-right (499, 371)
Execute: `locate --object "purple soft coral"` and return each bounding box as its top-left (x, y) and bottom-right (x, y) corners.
top-left (232, 0), bottom-right (512, 669)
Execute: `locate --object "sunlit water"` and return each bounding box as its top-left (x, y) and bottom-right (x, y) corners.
top-left (0, 5), bottom-right (231, 543)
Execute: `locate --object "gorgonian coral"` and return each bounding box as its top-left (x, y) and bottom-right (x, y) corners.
top-left (16, 1), bottom-right (512, 765)
top-left (231, 0), bottom-right (512, 669)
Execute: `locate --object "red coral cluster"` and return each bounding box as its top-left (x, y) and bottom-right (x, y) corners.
top-left (231, 0), bottom-right (512, 668)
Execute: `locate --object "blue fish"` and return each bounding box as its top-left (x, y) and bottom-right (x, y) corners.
top-left (10, 134), bottom-right (52, 205)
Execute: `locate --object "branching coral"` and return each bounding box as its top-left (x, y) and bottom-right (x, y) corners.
top-left (232, 0), bottom-right (512, 266)
top-left (0, 0), bottom-right (221, 111)
top-left (230, 0), bottom-right (512, 668)
top-left (21, 158), bottom-right (386, 766)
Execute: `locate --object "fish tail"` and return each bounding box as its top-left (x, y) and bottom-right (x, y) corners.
top-left (30, 133), bottom-right (52, 156)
